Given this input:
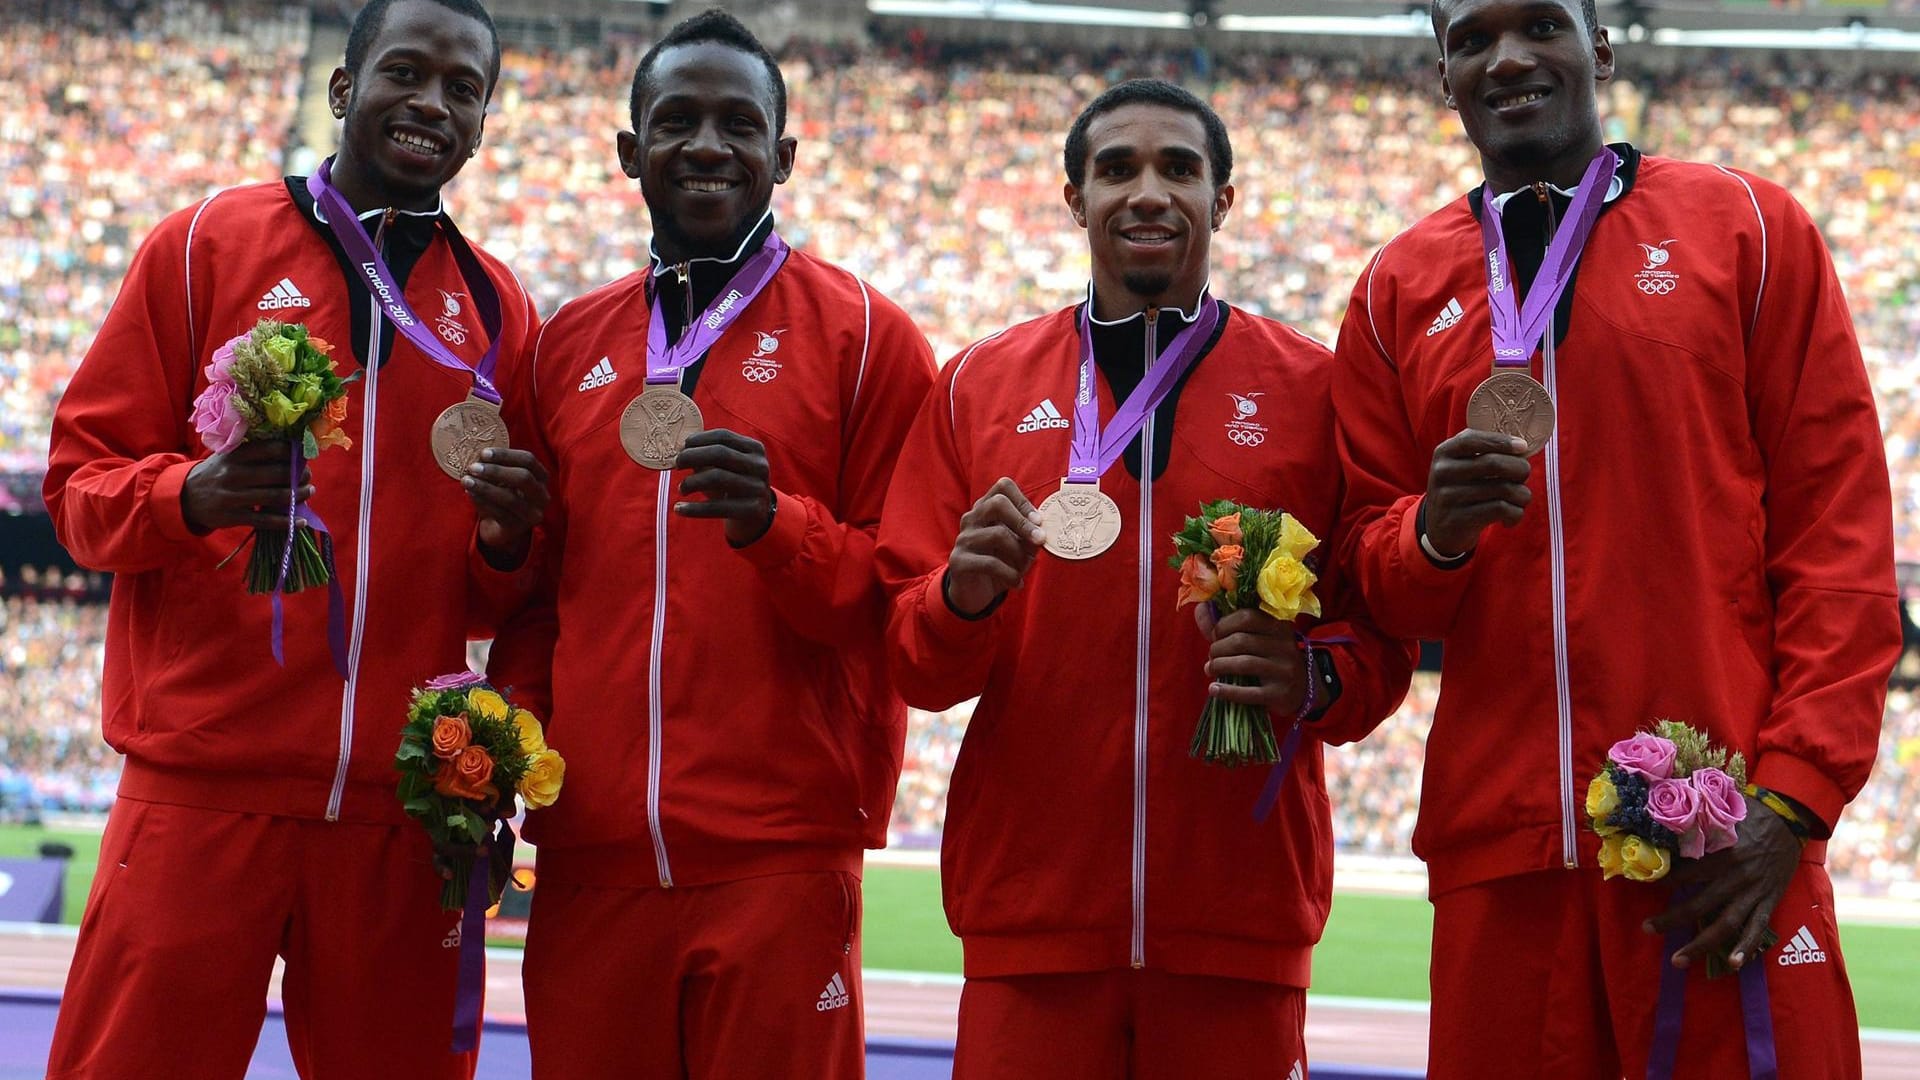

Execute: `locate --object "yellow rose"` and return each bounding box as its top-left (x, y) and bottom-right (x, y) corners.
top-left (518, 748), bottom-right (565, 810)
top-left (1618, 835), bottom-right (1672, 882)
top-left (1256, 551), bottom-right (1322, 622)
top-left (512, 709), bottom-right (547, 755)
top-left (1276, 513), bottom-right (1319, 561)
top-left (1597, 833), bottom-right (1626, 878)
top-left (1586, 773), bottom-right (1620, 825)
top-left (466, 688), bottom-right (510, 724)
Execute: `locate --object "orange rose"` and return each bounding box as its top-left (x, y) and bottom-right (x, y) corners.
top-left (1208, 512), bottom-right (1243, 546)
top-left (307, 335), bottom-right (334, 356)
top-left (433, 745), bottom-right (497, 801)
top-left (310, 396), bottom-right (352, 452)
top-left (1176, 553), bottom-right (1221, 608)
top-left (322, 396), bottom-right (348, 423)
top-left (1211, 544), bottom-right (1244, 593)
top-left (430, 714), bottom-right (471, 760)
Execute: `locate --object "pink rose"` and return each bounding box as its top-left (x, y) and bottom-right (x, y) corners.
top-left (205, 337), bottom-right (241, 382)
top-left (190, 378), bottom-right (247, 454)
top-left (1691, 767), bottom-right (1747, 855)
top-left (1608, 733), bottom-right (1677, 781)
top-left (1646, 778), bottom-right (1706, 858)
top-left (425, 670), bottom-right (487, 691)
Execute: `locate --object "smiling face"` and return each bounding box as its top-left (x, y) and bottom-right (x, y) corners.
top-left (1064, 103), bottom-right (1233, 318)
top-left (327, 0), bottom-right (492, 213)
top-left (1436, 0), bottom-right (1613, 192)
top-left (620, 41), bottom-right (796, 264)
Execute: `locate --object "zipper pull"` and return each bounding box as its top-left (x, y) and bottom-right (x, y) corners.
top-left (1144, 306), bottom-right (1159, 368)
top-left (673, 261), bottom-right (692, 285)
top-left (1532, 181), bottom-right (1550, 204)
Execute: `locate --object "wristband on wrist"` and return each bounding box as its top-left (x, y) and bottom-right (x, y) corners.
top-left (1746, 784), bottom-right (1812, 842)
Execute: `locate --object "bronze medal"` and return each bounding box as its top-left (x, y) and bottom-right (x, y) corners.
top-left (619, 385), bottom-right (704, 469)
top-left (430, 398), bottom-right (509, 480)
top-left (1039, 481), bottom-right (1123, 560)
top-left (1466, 370), bottom-right (1555, 457)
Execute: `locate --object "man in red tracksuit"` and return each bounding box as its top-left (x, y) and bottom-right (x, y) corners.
top-left (1332, 0), bottom-right (1897, 1075)
top-left (876, 79), bottom-right (1414, 1078)
top-left (41, 0), bottom-right (547, 1076)
top-left (482, 12), bottom-right (935, 1078)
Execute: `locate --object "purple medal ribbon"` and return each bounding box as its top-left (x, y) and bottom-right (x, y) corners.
top-left (269, 444), bottom-right (349, 680)
top-left (305, 159), bottom-right (505, 403)
top-left (1646, 892), bottom-right (1778, 1080)
top-left (1477, 147), bottom-right (1618, 368)
top-left (647, 233), bottom-right (791, 386)
top-left (450, 818), bottom-right (516, 1053)
top-left (1066, 293), bottom-right (1221, 485)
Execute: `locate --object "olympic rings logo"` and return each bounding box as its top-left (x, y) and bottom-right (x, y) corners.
top-left (742, 365), bottom-right (779, 383)
top-left (1227, 428), bottom-right (1266, 447)
top-left (1636, 278), bottom-right (1677, 295)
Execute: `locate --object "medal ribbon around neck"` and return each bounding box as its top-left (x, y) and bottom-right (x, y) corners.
top-left (645, 232), bottom-right (791, 386)
top-left (1065, 292), bottom-right (1221, 484)
top-left (306, 159), bottom-right (504, 404)
top-left (1477, 146), bottom-right (1618, 370)
top-left (1038, 292), bottom-right (1221, 560)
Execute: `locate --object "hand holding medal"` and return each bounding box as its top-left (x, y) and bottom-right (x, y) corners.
top-left (944, 477), bottom-right (1048, 617)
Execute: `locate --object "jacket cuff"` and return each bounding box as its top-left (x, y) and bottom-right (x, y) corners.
top-left (1751, 751), bottom-right (1843, 838)
top-left (149, 459), bottom-right (200, 543)
top-left (732, 486), bottom-right (807, 570)
top-left (471, 526), bottom-right (540, 591)
top-left (921, 571), bottom-right (997, 646)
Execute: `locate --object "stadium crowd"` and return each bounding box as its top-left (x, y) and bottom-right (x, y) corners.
top-left (1, 2), bottom-right (1916, 882)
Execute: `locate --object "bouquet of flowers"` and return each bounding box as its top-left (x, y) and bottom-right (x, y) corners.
top-left (1587, 721), bottom-right (1750, 883)
top-left (189, 319), bottom-right (356, 595)
top-left (1170, 501), bottom-right (1322, 766)
top-left (396, 672), bottom-right (565, 911)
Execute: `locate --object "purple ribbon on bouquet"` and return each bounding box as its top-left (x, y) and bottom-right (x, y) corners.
top-left (1646, 890), bottom-right (1779, 1080)
top-left (450, 818), bottom-right (516, 1054)
top-left (1252, 632), bottom-right (1353, 822)
top-left (269, 443), bottom-right (349, 680)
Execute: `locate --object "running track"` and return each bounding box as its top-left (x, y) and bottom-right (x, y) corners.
top-left (4, 927), bottom-right (1916, 1076)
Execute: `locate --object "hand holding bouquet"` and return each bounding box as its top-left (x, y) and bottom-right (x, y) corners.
top-left (396, 672), bottom-right (564, 911)
top-left (190, 319), bottom-right (357, 595)
top-left (1588, 720), bottom-right (1749, 883)
top-left (1170, 501), bottom-right (1322, 766)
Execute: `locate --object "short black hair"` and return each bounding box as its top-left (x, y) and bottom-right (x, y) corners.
top-left (1063, 79), bottom-right (1233, 191)
top-left (344, 0), bottom-right (502, 91)
top-left (1429, 0), bottom-right (1600, 44)
top-left (630, 9), bottom-right (787, 135)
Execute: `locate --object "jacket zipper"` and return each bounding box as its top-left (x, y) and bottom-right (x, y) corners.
top-left (1131, 307), bottom-right (1158, 968)
top-left (326, 208), bottom-right (396, 821)
top-left (644, 261), bottom-right (694, 887)
top-left (1534, 185), bottom-right (1578, 869)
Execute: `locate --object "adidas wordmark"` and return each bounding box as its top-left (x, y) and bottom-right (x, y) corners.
top-left (1426, 297), bottom-right (1464, 336)
top-left (258, 277), bottom-right (313, 311)
top-left (815, 972), bottom-right (851, 1012)
top-left (1016, 398), bottom-right (1069, 433)
top-left (1776, 924), bottom-right (1828, 966)
top-left (578, 357), bottom-right (618, 392)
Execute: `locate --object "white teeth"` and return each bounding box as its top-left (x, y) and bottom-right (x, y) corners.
top-left (683, 179), bottom-right (735, 192)
top-left (392, 132), bottom-right (443, 154)
top-left (1498, 91), bottom-right (1547, 107)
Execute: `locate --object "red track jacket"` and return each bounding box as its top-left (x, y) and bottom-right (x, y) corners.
top-left (1333, 150), bottom-right (1898, 895)
top-left (44, 179), bottom-right (541, 824)
top-left (487, 232), bottom-right (936, 889)
top-left (878, 298), bottom-right (1415, 986)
